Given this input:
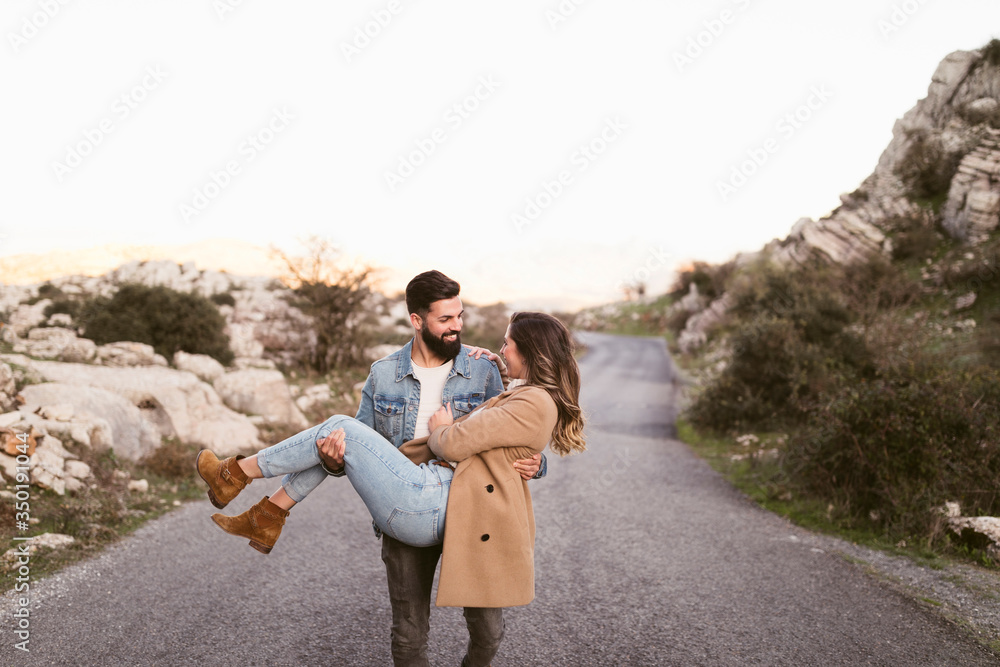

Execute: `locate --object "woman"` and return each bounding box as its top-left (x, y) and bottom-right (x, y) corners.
top-left (197, 312), bottom-right (585, 607)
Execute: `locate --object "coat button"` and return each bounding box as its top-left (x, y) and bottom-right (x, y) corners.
top-left (481, 534), bottom-right (490, 541)
top-left (486, 484), bottom-right (494, 493)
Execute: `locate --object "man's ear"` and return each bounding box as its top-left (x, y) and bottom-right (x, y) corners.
top-left (409, 312), bottom-right (423, 331)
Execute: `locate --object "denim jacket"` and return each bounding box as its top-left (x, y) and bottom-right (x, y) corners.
top-left (352, 339), bottom-right (547, 477)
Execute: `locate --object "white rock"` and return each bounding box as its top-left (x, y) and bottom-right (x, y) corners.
top-left (127, 479), bottom-right (149, 493)
top-left (18, 382), bottom-right (160, 461)
top-left (296, 384), bottom-right (332, 412)
top-left (30, 532), bottom-right (75, 550)
top-left (64, 459), bottom-right (92, 479)
top-left (97, 342), bottom-right (169, 368)
top-left (173, 351), bottom-right (226, 383)
top-left (21, 361), bottom-right (261, 457)
top-left (47, 313), bottom-right (73, 327)
top-left (32, 444), bottom-right (66, 478)
top-left (0, 363), bottom-right (15, 410)
top-left (39, 403), bottom-right (75, 422)
top-left (3, 533), bottom-right (75, 563)
top-left (8, 300), bottom-right (52, 336)
top-left (955, 292), bottom-right (977, 310)
top-left (0, 453), bottom-right (21, 482)
top-left (32, 468), bottom-right (65, 495)
top-left (214, 369), bottom-right (309, 429)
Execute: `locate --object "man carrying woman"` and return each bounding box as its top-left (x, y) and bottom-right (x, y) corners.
top-left (197, 271), bottom-right (585, 666)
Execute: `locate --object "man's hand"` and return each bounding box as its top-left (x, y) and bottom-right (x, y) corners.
top-left (317, 428), bottom-right (347, 471)
top-left (513, 453), bottom-right (542, 481)
top-left (428, 403), bottom-right (454, 432)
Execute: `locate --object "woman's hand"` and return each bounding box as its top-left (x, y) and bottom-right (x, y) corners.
top-left (317, 428), bottom-right (346, 471)
top-left (428, 403), bottom-right (454, 432)
top-left (466, 346), bottom-right (500, 363)
top-left (513, 453), bottom-right (542, 481)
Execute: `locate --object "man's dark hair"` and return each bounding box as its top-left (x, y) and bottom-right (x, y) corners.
top-left (405, 270), bottom-right (460, 318)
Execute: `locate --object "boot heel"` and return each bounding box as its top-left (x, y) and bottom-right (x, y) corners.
top-left (249, 540), bottom-right (272, 555)
top-left (207, 489), bottom-right (225, 510)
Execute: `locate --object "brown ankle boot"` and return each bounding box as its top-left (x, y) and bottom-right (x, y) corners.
top-left (211, 496), bottom-right (289, 554)
top-left (196, 450), bottom-right (251, 509)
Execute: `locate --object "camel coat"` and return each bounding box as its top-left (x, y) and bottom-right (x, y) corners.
top-left (399, 385), bottom-right (557, 608)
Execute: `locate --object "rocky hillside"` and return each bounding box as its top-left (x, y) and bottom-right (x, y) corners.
top-left (676, 42), bottom-right (1000, 353)
top-left (0, 260), bottom-right (396, 498)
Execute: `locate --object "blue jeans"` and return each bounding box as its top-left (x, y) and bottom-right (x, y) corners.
top-left (256, 415), bottom-right (453, 548)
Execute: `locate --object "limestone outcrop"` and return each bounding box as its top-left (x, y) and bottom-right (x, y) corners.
top-left (214, 369), bottom-right (309, 429)
top-left (679, 45), bottom-right (1000, 353)
top-left (13, 358), bottom-right (262, 456)
top-left (766, 46), bottom-right (999, 268)
top-left (942, 128), bottom-right (1000, 243)
top-left (17, 382), bottom-right (157, 461)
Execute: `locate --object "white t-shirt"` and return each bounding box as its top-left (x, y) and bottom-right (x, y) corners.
top-left (411, 359), bottom-right (454, 440)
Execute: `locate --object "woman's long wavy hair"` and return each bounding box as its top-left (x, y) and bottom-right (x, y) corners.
top-left (507, 312), bottom-right (586, 456)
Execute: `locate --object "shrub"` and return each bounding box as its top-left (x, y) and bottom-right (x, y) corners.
top-left (981, 311), bottom-right (1000, 365)
top-left (891, 221), bottom-right (941, 262)
top-left (781, 365), bottom-right (1000, 537)
top-left (687, 262), bottom-right (871, 432)
top-left (670, 261), bottom-right (734, 301)
top-left (24, 282), bottom-right (66, 306)
top-left (895, 130), bottom-right (962, 203)
top-left (79, 284), bottom-right (233, 365)
top-left (984, 38), bottom-right (1000, 67)
top-left (210, 292), bottom-right (236, 307)
top-left (140, 438), bottom-right (200, 480)
top-left (43, 299), bottom-right (82, 320)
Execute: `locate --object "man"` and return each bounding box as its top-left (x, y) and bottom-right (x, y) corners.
top-left (321, 269), bottom-right (545, 667)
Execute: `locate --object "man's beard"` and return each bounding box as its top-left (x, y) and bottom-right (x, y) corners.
top-left (421, 324), bottom-right (462, 360)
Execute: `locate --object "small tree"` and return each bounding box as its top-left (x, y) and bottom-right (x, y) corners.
top-left (271, 237), bottom-right (377, 373)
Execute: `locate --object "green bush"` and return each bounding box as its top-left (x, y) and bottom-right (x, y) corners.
top-left (984, 38), bottom-right (1000, 67)
top-left (891, 221), bottom-right (942, 262)
top-left (782, 366), bottom-right (1000, 537)
top-left (669, 261), bottom-right (734, 301)
top-left (43, 299), bottom-right (82, 320)
top-left (688, 261), bottom-right (873, 432)
top-left (210, 292), bottom-right (236, 307)
top-left (895, 130), bottom-right (962, 203)
top-left (25, 282), bottom-right (66, 306)
top-left (80, 284), bottom-right (233, 365)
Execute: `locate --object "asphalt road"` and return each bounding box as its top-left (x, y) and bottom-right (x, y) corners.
top-left (1, 332), bottom-right (997, 665)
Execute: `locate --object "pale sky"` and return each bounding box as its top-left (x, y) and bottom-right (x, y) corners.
top-left (2, 1), bottom-right (998, 310)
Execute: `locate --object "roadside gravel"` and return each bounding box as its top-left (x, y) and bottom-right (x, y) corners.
top-left (798, 530), bottom-right (1000, 654)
